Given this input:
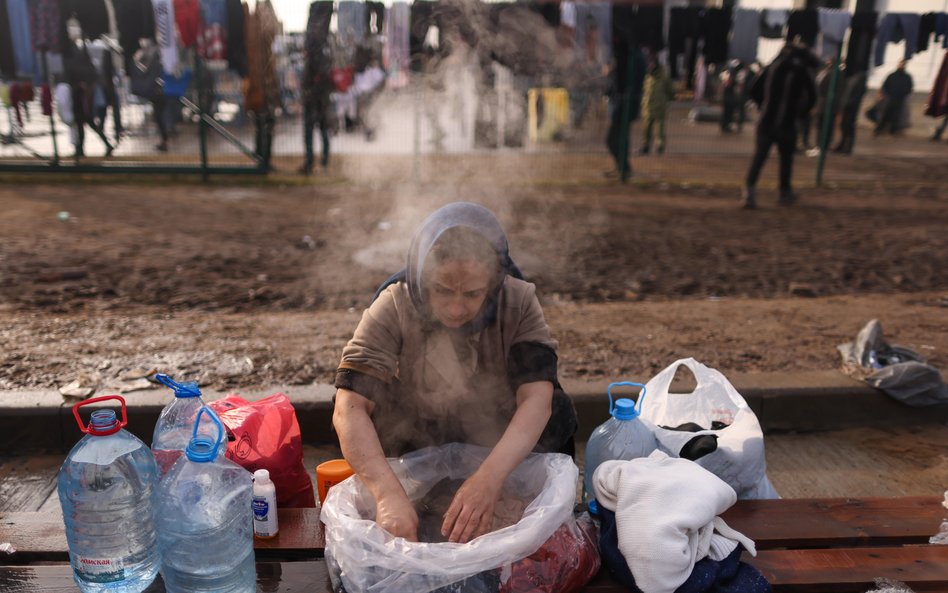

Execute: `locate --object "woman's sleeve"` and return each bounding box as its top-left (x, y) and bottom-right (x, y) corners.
top-left (335, 286), bottom-right (402, 401)
top-left (507, 283), bottom-right (559, 389)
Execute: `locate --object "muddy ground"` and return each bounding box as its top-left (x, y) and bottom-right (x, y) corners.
top-left (0, 153), bottom-right (946, 392)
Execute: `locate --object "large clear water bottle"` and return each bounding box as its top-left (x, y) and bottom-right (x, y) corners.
top-left (151, 374), bottom-right (222, 477)
top-left (57, 395), bottom-right (160, 593)
top-left (154, 407), bottom-right (256, 593)
top-left (583, 382), bottom-right (659, 513)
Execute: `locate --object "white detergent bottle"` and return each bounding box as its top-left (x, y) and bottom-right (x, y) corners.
top-left (253, 469), bottom-right (279, 539)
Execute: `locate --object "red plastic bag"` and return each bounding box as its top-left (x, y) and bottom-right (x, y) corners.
top-left (499, 514), bottom-right (601, 593)
top-left (209, 394), bottom-right (316, 508)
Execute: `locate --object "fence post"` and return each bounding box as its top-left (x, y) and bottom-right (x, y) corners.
top-left (816, 45), bottom-right (843, 187)
top-left (618, 46), bottom-right (637, 183)
top-left (197, 58), bottom-right (209, 182)
top-left (43, 51), bottom-right (60, 166)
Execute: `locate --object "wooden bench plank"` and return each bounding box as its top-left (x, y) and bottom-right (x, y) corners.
top-left (0, 508), bottom-right (325, 564)
top-left (721, 496), bottom-right (945, 548)
top-left (747, 546), bottom-right (948, 593)
top-left (0, 561), bottom-right (333, 593)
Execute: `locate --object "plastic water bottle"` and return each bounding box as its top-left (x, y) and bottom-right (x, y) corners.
top-left (57, 395), bottom-right (160, 593)
top-left (154, 407), bottom-right (256, 593)
top-left (583, 382), bottom-right (659, 513)
top-left (151, 374), bottom-right (222, 477)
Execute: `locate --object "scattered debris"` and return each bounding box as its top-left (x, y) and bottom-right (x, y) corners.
top-left (36, 268), bottom-right (88, 283)
top-left (59, 373), bottom-right (98, 399)
top-left (121, 367), bottom-right (157, 381)
top-left (119, 378), bottom-right (156, 393)
top-left (788, 282), bottom-right (817, 297)
top-left (0, 542), bottom-right (15, 554)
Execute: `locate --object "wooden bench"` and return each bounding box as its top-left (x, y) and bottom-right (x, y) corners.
top-left (2, 496), bottom-right (947, 592)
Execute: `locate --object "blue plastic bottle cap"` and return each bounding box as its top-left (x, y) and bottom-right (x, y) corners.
top-left (612, 398), bottom-right (639, 420)
top-left (185, 436), bottom-right (218, 462)
top-left (588, 499), bottom-right (599, 516)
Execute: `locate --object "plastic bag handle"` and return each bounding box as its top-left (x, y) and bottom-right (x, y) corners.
top-left (649, 358), bottom-right (704, 397)
top-left (72, 395), bottom-right (128, 436)
top-left (607, 381), bottom-right (647, 415)
top-left (193, 406), bottom-right (225, 456)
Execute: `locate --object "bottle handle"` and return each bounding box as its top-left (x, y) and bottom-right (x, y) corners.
top-left (607, 381), bottom-right (647, 415)
top-left (72, 395), bottom-right (128, 436)
top-left (192, 406), bottom-right (225, 457)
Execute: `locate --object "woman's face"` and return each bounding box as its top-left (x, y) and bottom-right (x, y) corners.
top-left (426, 258), bottom-right (492, 329)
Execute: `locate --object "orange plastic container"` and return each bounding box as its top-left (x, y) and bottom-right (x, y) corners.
top-left (316, 459), bottom-right (354, 504)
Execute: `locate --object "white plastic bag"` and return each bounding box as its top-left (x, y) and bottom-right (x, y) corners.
top-left (321, 443), bottom-right (579, 593)
top-left (640, 358), bottom-right (778, 499)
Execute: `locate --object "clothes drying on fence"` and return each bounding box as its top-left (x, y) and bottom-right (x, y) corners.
top-left (0, 0), bottom-right (15, 77)
top-left (729, 8), bottom-right (759, 65)
top-left (337, 1), bottom-right (366, 48)
top-left (28, 0), bottom-right (67, 53)
top-left (918, 12), bottom-right (936, 53)
top-left (63, 0), bottom-right (110, 41)
top-left (173, 0), bottom-right (200, 48)
top-left (760, 9), bottom-right (788, 39)
top-left (383, 1), bottom-right (409, 87)
top-left (4, 0), bottom-right (36, 78)
top-left (700, 7), bottom-right (731, 66)
top-left (936, 13), bottom-right (948, 49)
top-left (817, 8), bottom-right (851, 59)
top-left (225, 0), bottom-right (246, 75)
top-left (926, 50), bottom-right (948, 118)
top-left (365, 1), bottom-right (384, 35)
top-left (151, 0), bottom-right (178, 73)
top-left (846, 10), bottom-right (877, 74)
top-left (875, 13), bottom-right (921, 67)
top-left (574, 1), bottom-right (611, 69)
top-left (787, 8), bottom-right (818, 48)
top-left (198, 0), bottom-right (227, 60)
top-left (306, 1), bottom-right (333, 54)
top-left (114, 0), bottom-right (155, 71)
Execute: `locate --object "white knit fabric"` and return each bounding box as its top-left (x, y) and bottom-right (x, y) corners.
top-left (593, 451), bottom-right (757, 593)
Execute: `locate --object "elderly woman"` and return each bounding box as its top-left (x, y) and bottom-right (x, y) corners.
top-left (332, 202), bottom-right (578, 544)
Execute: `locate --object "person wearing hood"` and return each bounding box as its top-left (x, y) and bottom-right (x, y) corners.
top-left (741, 41), bottom-right (818, 209)
top-left (332, 202), bottom-right (578, 545)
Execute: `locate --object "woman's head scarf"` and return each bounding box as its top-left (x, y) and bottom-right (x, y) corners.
top-left (373, 202), bottom-right (523, 333)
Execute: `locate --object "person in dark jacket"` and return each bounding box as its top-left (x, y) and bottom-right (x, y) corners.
top-left (874, 60), bottom-right (913, 136)
top-left (833, 69), bottom-right (868, 154)
top-left (299, 44), bottom-right (335, 175)
top-left (741, 41), bottom-right (818, 209)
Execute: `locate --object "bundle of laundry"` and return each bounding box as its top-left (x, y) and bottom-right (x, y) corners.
top-left (593, 451), bottom-right (771, 593)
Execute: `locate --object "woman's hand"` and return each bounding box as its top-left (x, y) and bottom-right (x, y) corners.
top-left (376, 491), bottom-right (419, 542)
top-left (441, 470), bottom-right (502, 543)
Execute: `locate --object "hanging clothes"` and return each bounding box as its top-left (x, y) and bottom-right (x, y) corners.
top-left (28, 0), bottom-right (67, 53)
top-left (700, 7), bottom-right (731, 66)
top-left (845, 11), bottom-right (877, 74)
top-left (41, 82), bottom-right (52, 115)
top-left (875, 13), bottom-right (921, 67)
top-left (64, 0), bottom-right (110, 40)
top-left (151, 0), bottom-right (178, 73)
top-left (574, 1), bottom-right (611, 68)
top-left (560, 0), bottom-right (575, 30)
top-left (173, 0), bottom-right (200, 48)
top-left (383, 1), bottom-right (410, 88)
top-left (925, 50), bottom-right (948, 118)
top-left (787, 9), bottom-right (818, 49)
top-left (114, 0), bottom-right (156, 71)
top-left (728, 8), bottom-right (759, 65)
top-left (198, 0), bottom-right (227, 60)
top-left (5, 0), bottom-right (36, 78)
top-left (225, 0), bottom-right (245, 74)
top-left (760, 9), bottom-right (787, 40)
top-left (244, 0), bottom-right (279, 114)
top-left (917, 13), bottom-right (935, 53)
top-left (366, 1), bottom-right (384, 35)
top-left (0, 0), bottom-right (16, 77)
top-left (306, 1), bottom-right (333, 52)
top-left (668, 6), bottom-right (699, 80)
top-left (102, 0), bottom-right (118, 39)
top-left (409, 0), bottom-right (435, 73)
top-left (337, 1), bottom-right (367, 48)
top-left (817, 8), bottom-right (851, 59)
top-left (935, 13), bottom-right (948, 49)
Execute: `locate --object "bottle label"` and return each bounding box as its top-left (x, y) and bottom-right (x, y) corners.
top-left (252, 497), bottom-right (270, 520)
top-left (75, 555), bottom-right (124, 583)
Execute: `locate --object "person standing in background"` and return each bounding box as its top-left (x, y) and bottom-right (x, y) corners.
top-left (741, 41), bottom-right (818, 209)
top-left (873, 59), bottom-right (913, 136)
top-left (639, 54), bottom-right (674, 155)
top-left (833, 68), bottom-right (867, 154)
top-left (299, 43), bottom-right (334, 174)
